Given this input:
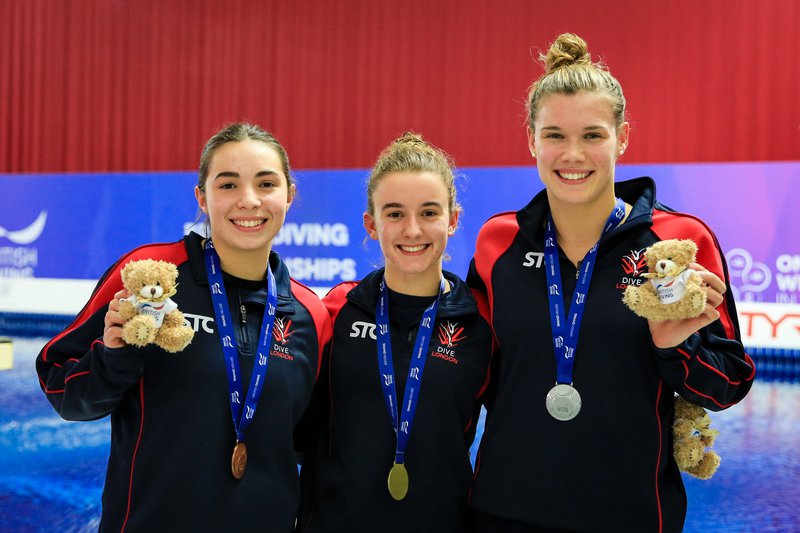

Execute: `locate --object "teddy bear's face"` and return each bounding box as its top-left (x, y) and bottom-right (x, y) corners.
top-left (121, 260), bottom-right (179, 302)
top-left (645, 240), bottom-right (698, 277)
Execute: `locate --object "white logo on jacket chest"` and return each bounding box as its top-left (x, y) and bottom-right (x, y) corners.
top-left (350, 321), bottom-right (377, 339)
top-left (523, 252), bottom-right (545, 268)
top-left (183, 313), bottom-right (215, 333)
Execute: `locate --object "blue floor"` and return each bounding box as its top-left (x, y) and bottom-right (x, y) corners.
top-left (2, 338), bottom-right (798, 532)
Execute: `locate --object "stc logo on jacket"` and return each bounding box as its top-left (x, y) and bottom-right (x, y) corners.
top-left (432, 321), bottom-right (465, 365)
top-left (616, 249), bottom-right (649, 290)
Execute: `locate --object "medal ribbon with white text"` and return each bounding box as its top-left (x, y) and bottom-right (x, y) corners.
top-left (544, 198), bottom-right (626, 384)
top-left (375, 276), bottom-right (445, 466)
top-left (204, 240), bottom-right (277, 443)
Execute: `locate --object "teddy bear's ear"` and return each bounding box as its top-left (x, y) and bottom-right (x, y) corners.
top-left (159, 261), bottom-right (179, 282)
top-left (677, 239), bottom-right (698, 261)
top-left (120, 261), bottom-right (136, 286)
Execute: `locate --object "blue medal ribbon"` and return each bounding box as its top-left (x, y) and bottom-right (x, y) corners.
top-left (375, 275), bottom-right (445, 465)
top-left (204, 240), bottom-right (277, 443)
top-left (544, 198), bottom-right (626, 384)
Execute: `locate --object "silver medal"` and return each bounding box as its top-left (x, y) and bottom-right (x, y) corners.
top-left (545, 383), bottom-right (581, 421)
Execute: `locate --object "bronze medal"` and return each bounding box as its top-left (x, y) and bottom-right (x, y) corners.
top-left (231, 441), bottom-right (247, 480)
top-left (387, 462), bottom-right (409, 501)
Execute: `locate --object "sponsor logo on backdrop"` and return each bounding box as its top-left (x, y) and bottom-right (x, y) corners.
top-left (276, 222), bottom-right (358, 283)
top-left (725, 248), bottom-right (799, 304)
top-left (0, 211), bottom-right (47, 278)
top-left (737, 302), bottom-right (800, 348)
top-left (726, 248), bottom-right (772, 302)
top-left (774, 253), bottom-right (800, 303)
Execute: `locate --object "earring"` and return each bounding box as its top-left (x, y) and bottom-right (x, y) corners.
top-left (619, 149), bottom-right (625, 155)
top-left (531, 151), bottom-right (537, 158)
top-left (201, 207), bottom-right (208, 214)
top-left (448, 226), bottom-right (455, 235)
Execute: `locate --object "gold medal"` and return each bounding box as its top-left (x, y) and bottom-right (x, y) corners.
top-left (231, 441), bottom-right (247, 480)
top-left (387, 462), bottom-right (409, 500)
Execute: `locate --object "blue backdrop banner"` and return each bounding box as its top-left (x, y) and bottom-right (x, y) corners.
top-left (1, 162), bottom-right (799, 347)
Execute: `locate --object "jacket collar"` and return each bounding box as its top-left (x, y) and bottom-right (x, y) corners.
top-left (516, 176), bottom-right (657, 250)
top-left (185, 232), bottom-right (295, 313)
top-left (345, 268), bottom-right (477, 318)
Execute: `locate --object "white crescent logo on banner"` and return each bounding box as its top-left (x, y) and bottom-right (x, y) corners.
top-left (0, 211), bottom-right (47, 244)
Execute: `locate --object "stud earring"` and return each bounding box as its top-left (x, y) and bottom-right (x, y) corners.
top-left (619, 149), bottom-right (625, 155)
top-left (531, 151), bottom-right (537, 158)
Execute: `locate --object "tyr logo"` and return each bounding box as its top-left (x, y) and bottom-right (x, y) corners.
top-left (437, 321), bottom-right (467, 348)
top-left (272, 317), bottom-right (294, 344)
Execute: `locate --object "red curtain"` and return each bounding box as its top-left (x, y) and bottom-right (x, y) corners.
top-left (1, 0), bottom-right (798, 173)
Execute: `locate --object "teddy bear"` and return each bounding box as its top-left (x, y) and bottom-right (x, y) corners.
top-left (118, 259), bottom-right (194, 353)
top-left (672, 396), bottom-right (721, 479)
top-left (622, 239), bottom-right (707, 322)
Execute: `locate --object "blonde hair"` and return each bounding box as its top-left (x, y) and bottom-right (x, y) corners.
top-left (526, 33), bottom-right (626, 130)
top-left (366, 132), bottom-right (461, 216)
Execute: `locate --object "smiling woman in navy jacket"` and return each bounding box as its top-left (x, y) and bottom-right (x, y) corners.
top-left (296, 133), bottom-right (494, 533)
top-left (465, 34), bottom-right (755, 533)
top-left (36, 122), bottom-right (331, 532)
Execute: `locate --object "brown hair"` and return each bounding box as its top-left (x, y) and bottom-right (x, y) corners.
top-left (366, 132), bottom-right (461, 216)
top-left (197, 122), bottom-right (293, 193)
top-left (526, 33), bottom-right (626, 131)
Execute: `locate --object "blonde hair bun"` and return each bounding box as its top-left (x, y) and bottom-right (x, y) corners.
top-left (394, 131), bottom-right (427, 147)
top-left (542, 33), bottom-right (592, 72)
top-left (526, 32), bottom-right (626, 130)
top-left (366, 131), bottom-right (460, 217)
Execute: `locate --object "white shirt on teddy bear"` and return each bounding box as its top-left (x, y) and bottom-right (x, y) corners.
top-left (649, 269), bottom-right (695, 304)
top-left (125, 296), bottom-right (178, 327)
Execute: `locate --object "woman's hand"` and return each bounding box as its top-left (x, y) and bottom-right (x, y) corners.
top-left (649, 263), bottom-right (727, 349)
top-left (103, 289), bottom-right (130, 349)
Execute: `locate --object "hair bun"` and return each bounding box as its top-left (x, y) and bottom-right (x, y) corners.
top-left (542, 33), bottom-right (591, 72)
top-left (395, 131), bottom-right (426, 147)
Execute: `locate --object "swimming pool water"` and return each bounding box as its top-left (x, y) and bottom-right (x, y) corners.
top-left (2, 338), bottom-right (797, 532)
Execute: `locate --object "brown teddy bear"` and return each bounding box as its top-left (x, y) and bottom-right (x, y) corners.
top-left (673, 396), bottom-right (721, 479)
top-left (622, 239), bottom-right (721, 479)
top-left (622, 239), bottom-right (707, 322)
top-left (118, 259), bottom-right (194, 353)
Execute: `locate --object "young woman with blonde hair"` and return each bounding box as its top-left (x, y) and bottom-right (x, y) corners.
top-left (297, 133), bottom-right (494, 532)
top-left (466, 34), bottom-right (754, 532)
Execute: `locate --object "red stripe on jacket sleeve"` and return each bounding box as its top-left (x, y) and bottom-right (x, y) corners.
top-left (653, 379), bottom-right (665, 533)
top-left (40, 241), bottom-right (189, 364)
top-left (472, 212), bottom-right (521, 321)
top-left (120, 378), bottom-right (146, 532)
top-left (322, 282), bottom-right (356, 329)
top-left (291, 279), bottom-right (332, 380)
top-left (650, 209), bottom-right (736, 340)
